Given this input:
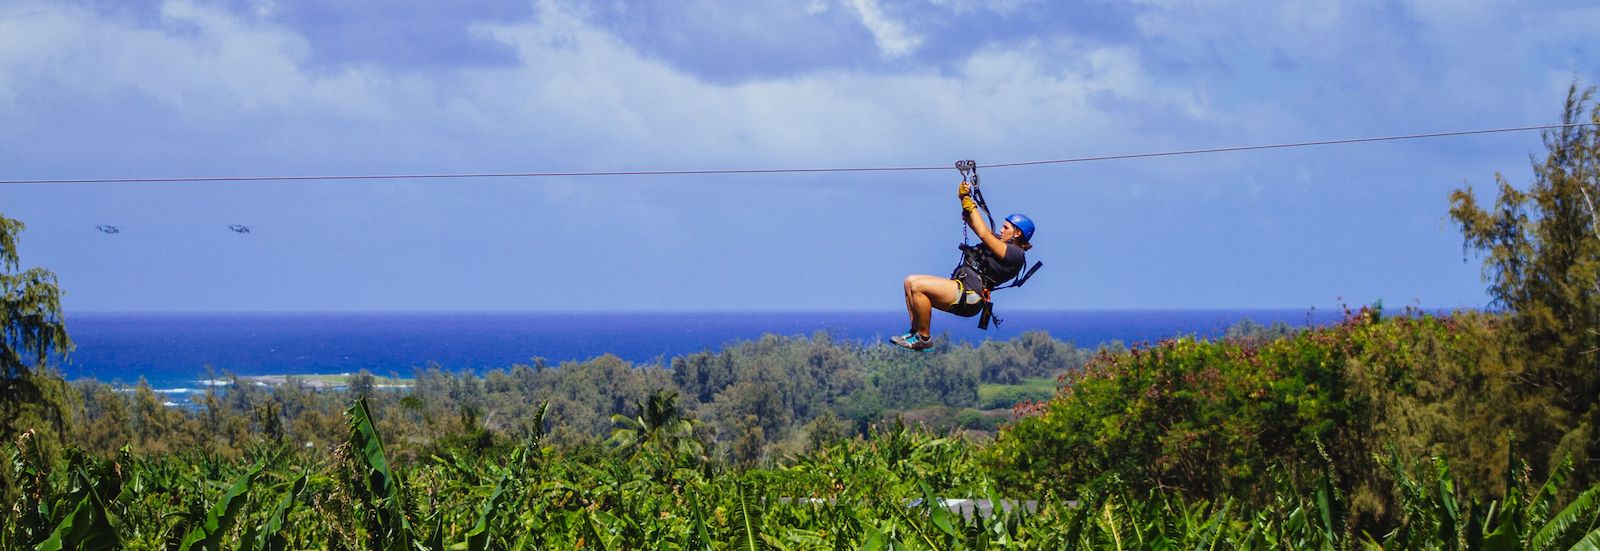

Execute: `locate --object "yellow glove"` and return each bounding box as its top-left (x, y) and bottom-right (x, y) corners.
top-left (962, 195), bottom-right (977, 212)
top-left (957, 181), bottom-right (971, 198)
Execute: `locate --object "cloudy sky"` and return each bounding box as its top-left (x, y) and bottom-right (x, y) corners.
top-left (0, 0), bottom-right (1595, 312)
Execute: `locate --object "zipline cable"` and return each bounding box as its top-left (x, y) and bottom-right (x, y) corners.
top-left (2, 122), bottom-right (1596, 185)
top-left (982, 123), bottom-right (1600, 169)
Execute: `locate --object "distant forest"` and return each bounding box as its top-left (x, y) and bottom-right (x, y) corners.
top-left (63, 328), bottom-right (1121, 464)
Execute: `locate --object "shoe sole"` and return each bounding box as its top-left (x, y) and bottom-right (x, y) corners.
top-left (889, 335), bottom-right (933, 352)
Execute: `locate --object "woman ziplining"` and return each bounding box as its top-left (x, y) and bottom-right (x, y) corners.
top-left (893, 161), bottom-right (1041, 352)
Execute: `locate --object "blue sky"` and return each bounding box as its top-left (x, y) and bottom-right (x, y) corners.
top-left (1, 0), bottom-right (1596, 312)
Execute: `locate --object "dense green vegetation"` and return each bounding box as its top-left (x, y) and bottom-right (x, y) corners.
top-left (992, 308), bottom-right (1516, 527)
top-left (1448, 83), bottom-right (1600, 492)
top-left (4, 83), bottom-right (1600, 547)
top-left (10, 397), bottom-right (1600, 549)
top-left (56, 329), bottom-right (1088, 467)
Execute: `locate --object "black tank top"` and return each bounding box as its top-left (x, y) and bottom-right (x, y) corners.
top-left (953, 243), bottom-right (1025, 290)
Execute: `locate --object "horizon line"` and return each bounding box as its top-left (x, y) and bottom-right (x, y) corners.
top-left (63, 305), bottom-right (1475, 315)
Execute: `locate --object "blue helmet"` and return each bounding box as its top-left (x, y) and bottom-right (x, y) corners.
top-left (1005, 213), bottom-right (1036, 242)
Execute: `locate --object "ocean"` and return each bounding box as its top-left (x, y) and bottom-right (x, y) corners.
top-left (59, 309), bottom-right (1346, 392)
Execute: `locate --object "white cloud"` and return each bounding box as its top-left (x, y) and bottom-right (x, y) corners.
top-left (458, 0), bottom-right (1198, 170)
top-left (844, 0), bottom-right (924, 58)
top-left (0, 0), bottom-right (1213, 177)
top-left (250, 0), bottom-right (279, 19)
top-left (926, 0), bottom-right (1040, 16)
top-left (0, 0), bottom-right (395, 118)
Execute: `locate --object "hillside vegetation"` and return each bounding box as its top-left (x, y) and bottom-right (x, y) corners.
top-left (992, 307), bottom-right (1521, 529)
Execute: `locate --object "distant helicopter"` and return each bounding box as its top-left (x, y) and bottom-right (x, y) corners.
top-left (227, 224), bottom-right (251, 234)
top-left (96, 224), bottom-right (120, 234)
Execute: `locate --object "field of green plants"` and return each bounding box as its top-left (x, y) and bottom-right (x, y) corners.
top-left (8, 390), bottom-right (1600, 549)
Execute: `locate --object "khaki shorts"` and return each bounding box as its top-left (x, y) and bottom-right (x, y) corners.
top-left (948, 279), bottom-right (986, 318)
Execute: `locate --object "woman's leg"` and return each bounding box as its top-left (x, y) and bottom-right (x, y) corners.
top-left (902, 275), bottom-right (961, 338)
top-left (902, 275), bottom-right (926, 329)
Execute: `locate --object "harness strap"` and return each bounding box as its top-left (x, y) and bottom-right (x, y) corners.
top-left (992, 261), bottom-right (1044, 291)
top-left (979, 302), bottom-right (996, 330)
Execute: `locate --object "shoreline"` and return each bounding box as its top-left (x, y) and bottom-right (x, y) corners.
top-left (108, 373), bottom-right (416, 394)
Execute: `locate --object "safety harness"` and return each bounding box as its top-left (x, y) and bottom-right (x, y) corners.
top-left (951, 160), bottom-right (1043, 330)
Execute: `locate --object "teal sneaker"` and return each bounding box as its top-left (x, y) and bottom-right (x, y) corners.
top-left (890, 332), bottom-right (934, 352)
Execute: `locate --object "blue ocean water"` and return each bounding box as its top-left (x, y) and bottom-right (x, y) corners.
top-left (59, 310), bottom-right (1345, 392)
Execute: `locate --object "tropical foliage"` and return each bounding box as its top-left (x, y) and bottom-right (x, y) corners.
top-left (11, 398), bottom-right (1600, 549)
top-left (989, 307), bottom-right (1519, 530)
top-left (59, 329), bottom-right (1090, 470)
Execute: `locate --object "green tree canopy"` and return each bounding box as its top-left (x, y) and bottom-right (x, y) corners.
top-left (0, 213), bottom-right (75, 444)
top-left (1449, 82), bottom-right (1600, 476)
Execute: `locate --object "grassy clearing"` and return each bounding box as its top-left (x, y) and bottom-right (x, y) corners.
top-left (977, 376), bottom-right (1058, 409)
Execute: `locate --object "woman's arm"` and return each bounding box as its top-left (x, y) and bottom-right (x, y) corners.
top-left (958, 180), bottom-right (1008, 259)
top-left (966, 207), bottom-right (1010, 260)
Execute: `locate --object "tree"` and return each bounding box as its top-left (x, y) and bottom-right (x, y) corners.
top-left (1449, 82), bottom-right (1600, 477)
top-left (607, 389), bottom-right (702, 469)
top-left (0, 213), bottom-right (75, 445)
